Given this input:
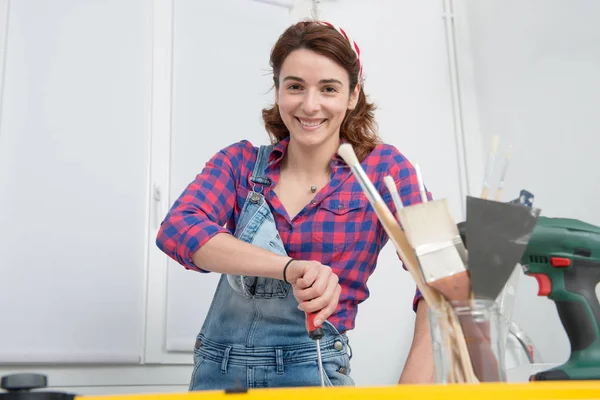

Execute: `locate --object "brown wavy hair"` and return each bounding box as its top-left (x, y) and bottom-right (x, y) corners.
top-left (261, 21), bottom-right (380, 161)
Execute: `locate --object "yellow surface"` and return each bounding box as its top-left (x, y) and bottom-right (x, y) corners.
top-left (81, 382), bottom-right (600, 400)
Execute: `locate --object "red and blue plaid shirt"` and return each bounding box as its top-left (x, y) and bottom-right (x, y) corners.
top-left (156, 137), bottom-right (431, 333)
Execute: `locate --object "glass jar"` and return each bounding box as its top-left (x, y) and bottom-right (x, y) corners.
top-left (428, 298), bottom-right (507, 383)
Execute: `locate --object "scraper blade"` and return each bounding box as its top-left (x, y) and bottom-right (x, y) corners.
top-left (466, 196), bottom-right (540, 301)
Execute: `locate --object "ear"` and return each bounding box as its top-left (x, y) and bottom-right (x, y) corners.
top-left (348, 83), bottom-right (360, 110)
top-left (274, 87), bottom-right (279, 104)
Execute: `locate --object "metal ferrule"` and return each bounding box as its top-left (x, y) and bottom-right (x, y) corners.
top-left (414, 237), bottom-right (463, 258)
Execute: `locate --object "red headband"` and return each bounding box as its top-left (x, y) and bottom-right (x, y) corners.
top-left (319, 21), bottom-right (363, 81)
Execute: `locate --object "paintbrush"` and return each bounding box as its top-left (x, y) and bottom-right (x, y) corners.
top-left (383, 175), bottom-right (403, 220)
top-left (414, 163), bottom-right (428, 204)
top-left (480, 135), bottom-right (500, 199)
top-left (395, 194), bottom-right (470, 303)
top-left (383, 175), bottom-right (410, 273)
top-left (495, 144), bottom-right (513, 202)
top-left (337, 144), bottom-right (477, 383)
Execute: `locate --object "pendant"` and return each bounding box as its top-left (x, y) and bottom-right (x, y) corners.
top-left (310, 186), bottom-right (317, 193)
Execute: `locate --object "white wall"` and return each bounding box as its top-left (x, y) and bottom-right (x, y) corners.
top-left (455, 0), bottom-right (600, 368)
top-left (0, 0), bottom-right (8, 114)
top-left (0, 0), bottom-right (178, 394)
top-left (0, 0), bottom-right (154, 364)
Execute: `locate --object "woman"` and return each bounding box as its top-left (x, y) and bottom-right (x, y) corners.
top-left (156, 20), bottom-right (433, 390)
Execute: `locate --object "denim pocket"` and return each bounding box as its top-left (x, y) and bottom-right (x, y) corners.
top-left (322, 353), bottom-right (354, 387)
top-left (189, 353), bottom-right (206, 391)
top-left (227, 275), bottom-right (290, 299)
top-left (248, 277), bottom-right (290, 298)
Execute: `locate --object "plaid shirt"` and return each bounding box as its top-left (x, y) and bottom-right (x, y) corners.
top-left (156, 137), bottom-right (431, 333)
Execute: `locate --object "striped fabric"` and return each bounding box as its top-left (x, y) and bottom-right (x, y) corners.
top-left (320, 21), bottom-right (363, 80)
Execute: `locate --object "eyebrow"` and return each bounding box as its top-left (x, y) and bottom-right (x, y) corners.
top-left (282, 76), bottom-right (344, 86)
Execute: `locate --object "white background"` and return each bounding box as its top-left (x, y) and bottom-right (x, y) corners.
top-left (0, 0), bottom-right (598, 394)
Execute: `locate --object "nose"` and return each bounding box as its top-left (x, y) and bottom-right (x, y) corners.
top-left (301, 90), bottom-right (321, 114)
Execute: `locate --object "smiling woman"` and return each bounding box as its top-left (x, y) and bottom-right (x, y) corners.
top-left (156, 20), bottom-right (434, 391)
top-left (263, 22), bottom-right (377, 162)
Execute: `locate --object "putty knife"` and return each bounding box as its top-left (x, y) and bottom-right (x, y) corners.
top-left (466, 196), bottom-right (540, 301)
top-left (457, 189), bottom-right (535, 247)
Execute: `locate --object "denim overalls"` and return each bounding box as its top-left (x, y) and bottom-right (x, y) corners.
top-left (189, 145), bottom-right (353, 391)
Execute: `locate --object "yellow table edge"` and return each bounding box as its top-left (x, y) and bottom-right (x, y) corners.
top-left (81, 381), bottom-right (600, 400)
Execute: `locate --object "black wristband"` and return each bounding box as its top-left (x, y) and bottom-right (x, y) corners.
top-left (283, 258), bottom-right (295, 284)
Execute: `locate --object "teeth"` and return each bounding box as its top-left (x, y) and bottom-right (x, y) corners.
top-left (298, 118), bottom-right (324, 127)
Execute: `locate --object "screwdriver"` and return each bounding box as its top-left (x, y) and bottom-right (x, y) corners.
top-left (307, 312), bottom-right (325, 387)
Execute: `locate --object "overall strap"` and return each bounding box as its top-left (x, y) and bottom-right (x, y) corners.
top-left (250, 144), bottom-right (274, 188)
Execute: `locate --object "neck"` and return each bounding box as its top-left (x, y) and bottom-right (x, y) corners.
top-left (283, 136), bottom-right (340, 178)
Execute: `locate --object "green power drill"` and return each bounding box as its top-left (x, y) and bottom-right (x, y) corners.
top-left (520, 216), bottom-right (600, 381)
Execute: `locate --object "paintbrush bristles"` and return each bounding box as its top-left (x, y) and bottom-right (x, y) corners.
top-left (495, 144), bottom-right (513, 201)
top-left (337, 143), bottom-right (359, 167)
top-left (338, 143), bottom-right (384, 205)
top-left (414, 164), bottom-right (428, 203)
top-left (490, 135), bottom-right (500, 153)
top-left (397, 199), bottom-right (470, 297)
top-left (397, 199), bottom-right (463, 257)
top-left (481, 135), bottom-right (500, 199)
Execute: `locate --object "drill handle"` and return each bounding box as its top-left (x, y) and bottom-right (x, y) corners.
top-left (554, 259), bottom-right (600, 353)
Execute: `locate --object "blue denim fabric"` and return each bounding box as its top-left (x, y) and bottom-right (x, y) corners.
top-left (189, 145), bottom-right (354, 391)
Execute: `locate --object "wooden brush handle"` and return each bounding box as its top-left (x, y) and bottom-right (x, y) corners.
top-left (480, 187), bottom-right (489, 200)
top-left (439, 316), bottom-right (463, 383)
top-left (495, 188), bottom-right (504, 202)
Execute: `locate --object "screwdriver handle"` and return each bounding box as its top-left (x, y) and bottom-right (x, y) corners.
top-left (307, 312), bottom-right (324, 340)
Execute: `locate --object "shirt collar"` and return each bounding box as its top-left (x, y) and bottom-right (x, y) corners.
top-left (268, 136), bottom-right (350, 167)
top-left (268, 136), bottom-right (289, 165)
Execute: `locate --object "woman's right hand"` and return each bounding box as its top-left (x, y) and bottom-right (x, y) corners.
top-left (286, 260), bottom-right (341, 329)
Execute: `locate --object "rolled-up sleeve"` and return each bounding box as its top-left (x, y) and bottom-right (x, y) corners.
top-left (413, 288), bottom-right (424, 312)
top-left (390, 154), bottom-right (433, 207)
top-left (156, 141), bottom-right (249, 272)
